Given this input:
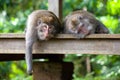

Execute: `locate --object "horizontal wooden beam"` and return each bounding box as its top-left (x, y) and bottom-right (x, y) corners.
top-left (0, 33), bottom-right (120, 39)
top-left (0, 54), bottom-right (64, 61)
top-left (0, 33), bottom-right (120, 55)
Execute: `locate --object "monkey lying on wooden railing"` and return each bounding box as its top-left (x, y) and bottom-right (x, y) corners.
top-left (25, 10), bottom-right (61, 75)
top-left (63, 10), bottom-right (109, 38)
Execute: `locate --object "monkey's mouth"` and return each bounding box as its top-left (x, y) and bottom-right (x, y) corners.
top-left (44, 34), bottom-right (54, 40)
top-left (77, 25), bottom-right (89, 35)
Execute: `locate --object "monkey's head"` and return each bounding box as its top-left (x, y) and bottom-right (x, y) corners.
top-left (64, 10), bottom-right (109, 38)
top-left (65, 14), bottom-right (96, 38)
top-left (36, 16), bottom-right (57, 40)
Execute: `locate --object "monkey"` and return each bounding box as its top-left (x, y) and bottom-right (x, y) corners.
top-left (63, 10), bottom-right (109, 38)
top-left (25, 10), bottom-right (61, 75)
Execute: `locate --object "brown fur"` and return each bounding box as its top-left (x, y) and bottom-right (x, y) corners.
top-left (63, 10), bottom-right (109, 38)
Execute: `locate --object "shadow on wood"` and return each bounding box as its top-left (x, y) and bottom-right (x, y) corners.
top-left (33, 62), bottom-right (73, 80)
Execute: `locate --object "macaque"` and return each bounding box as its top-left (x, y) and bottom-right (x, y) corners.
top-left (25, 10), bottom-right (61, 75)
top-left (63, 10), bottom-right (109, 38)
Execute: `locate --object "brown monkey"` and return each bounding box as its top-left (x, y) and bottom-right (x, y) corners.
top-left (63, 10), bottom-right (109, 38)
top-left (25, 10), bottom-right (61, 75)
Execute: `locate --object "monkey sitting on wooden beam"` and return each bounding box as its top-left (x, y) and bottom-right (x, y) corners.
top-left (25, 10), bottom-right (61, 75)
top-left (63, 10), bottom-right (109, 38)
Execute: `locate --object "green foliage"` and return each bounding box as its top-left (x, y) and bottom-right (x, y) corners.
top-left (0, 0), bottom-right (47, 33)
top-left (64, 55), bottom-right (120, 80)
top-left (99, 16), bottom-right (119, 33)
top-left (0, 62), bottom-right (11, 80)
top-left (0, 61), bottom-right (32, 80)
top-left (0, 11), bottom-right (26, 33)
top-left (73, 73), bottom-right (119, 80)
top-left (91, 55), bottom-right (120, 77)
top-left (107, 0), bottom-right (120, 15)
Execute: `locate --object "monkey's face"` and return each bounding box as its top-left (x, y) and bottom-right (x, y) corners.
top-left (37, 24), bottom-right (56, 40)
top-left (36, 17), bottom-right (56, 40)
top-left (67, 14), bottom-right (96, 38)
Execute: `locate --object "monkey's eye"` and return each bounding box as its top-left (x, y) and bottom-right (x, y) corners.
top-left (49, 26), bottom-right (52, 29)
top-left (39, 29), bottom-right (43, 32)
top-left (49, 27), bottom-right (53, 32)
top-left (39, 28), bottom-right (46, 32)
top-left (37, 20), bottom-right (41, 25)
top-left (49, 26), bottom-right (53, 30)
top-left (79, 16), bottom-right (83, 20)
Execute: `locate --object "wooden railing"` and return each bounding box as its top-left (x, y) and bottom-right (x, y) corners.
top-left (0, 34), bottom-right (120, 55)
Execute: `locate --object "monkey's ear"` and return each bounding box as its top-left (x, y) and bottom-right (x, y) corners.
top-left (95, 20), bottom-right (109, 34)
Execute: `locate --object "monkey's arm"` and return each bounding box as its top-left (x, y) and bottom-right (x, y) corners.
top-left (95, 20), bottom-right (109, 34)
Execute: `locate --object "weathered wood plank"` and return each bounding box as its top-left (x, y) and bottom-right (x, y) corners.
top-left (0, 33), bottom-right (24, 38)
top-left (0, 33), bottom-right (120, 39)
top-left (0, 34), bottom-right (120, 55)
top-left (33, 62), bottom-right (73, 80)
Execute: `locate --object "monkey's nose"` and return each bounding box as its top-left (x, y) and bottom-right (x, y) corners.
top-left (77, 24), bottom-right (84, 33)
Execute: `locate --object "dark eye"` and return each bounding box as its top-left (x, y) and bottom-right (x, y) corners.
top-left (79, 16), bottom-right (83, 20)
top-left (39, 29), bottom-right (43, 32)
top-left (37, 20), bottom-right (41, 25)
top-left (39, 28), bottom-right (46, 32)
top-left (49, 26), bottom-right (53, 30)
top-left (49, 26), bottom-right (52, 29)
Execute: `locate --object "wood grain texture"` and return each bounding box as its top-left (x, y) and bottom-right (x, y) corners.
top-left (0, 33), bottom-right (120, 39)
top-left (33, 62), bottom-right (73, 80)
top-left (0, 33), bottom-right (120, 55)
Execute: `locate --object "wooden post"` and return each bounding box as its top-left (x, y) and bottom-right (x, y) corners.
top-left (48, 0), bottom-right (62, 21)
top-left (86, 56), bottom-right (91, 73)
top-left (33, 62), bottom-right (73, 80)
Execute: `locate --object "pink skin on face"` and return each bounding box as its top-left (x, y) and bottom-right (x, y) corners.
top-left (77, 24), bottom-right (89, 35)
top-left (43, 25), bottom-right (49, 38)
